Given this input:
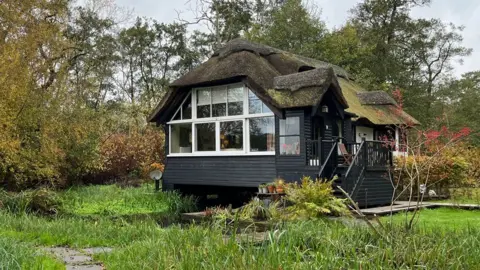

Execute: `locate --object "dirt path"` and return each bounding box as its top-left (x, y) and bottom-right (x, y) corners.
top-left (42, 247), bottom-right (112, 270)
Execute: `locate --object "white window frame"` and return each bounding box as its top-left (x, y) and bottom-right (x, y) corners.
top-left (167, 83), bottom-right (275, 157)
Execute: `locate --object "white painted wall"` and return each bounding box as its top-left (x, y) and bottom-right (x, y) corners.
top-left (355, 126), bottom-right (374, 143)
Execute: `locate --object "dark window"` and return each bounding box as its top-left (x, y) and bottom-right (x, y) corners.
top-left (182, 95), bottom-right (192, 119)
top-left (249, 117), bottom-right (275, 152)
top-left (220, 121), bottom-right (243, 151)
top-left (196, 123), bottom-right (215, 151)
top-left (279, 117), bottom-right (300, 155)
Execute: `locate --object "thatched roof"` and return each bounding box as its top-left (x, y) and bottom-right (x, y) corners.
top-left (357, 91), bottom-right (397, 105)
top-left (149, 38), bottom-right (419, 126)
top-left (340, 79), bottom-right (420, 125)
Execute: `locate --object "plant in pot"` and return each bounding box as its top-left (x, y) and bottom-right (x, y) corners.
top-left (259, 184), bottom-right (268, 194)
top-left (274, 179), bottom-right (285, 194)
top-left (267, 183), bottom-right (275, 194)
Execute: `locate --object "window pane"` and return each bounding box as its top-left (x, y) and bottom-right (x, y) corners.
top-left (196, 123), bottom-right (216, 151)
top-left (249, 99), bottom-right (262, 114)
top-left (228, 101), bottom-right (243, 116)
top-left (220, 121), bottom-right (243, 151)
top-left (228, 86), bottom-right (243, 102)
top-left (182, 95), bottom-right (192, 119)
top-left (248, 89), bottom-right (257, 99)
top-left (280, 136), bottom-right (300, 155)
top-left (171, 123), bottom-right (192, 153)
top-left (212, 103), bottom-right (226, 117)
top-left (212, 87), bottom-right (227, 104)
top-left (280, 117), bottom-right (300, 136)
top-left (250, 117), bottom-right (275, 152)
top-left (197, 105), bottom-right (210, 118)
top-left (172, 109), bottom-right (181, 121)
top-left (197, 89), bottom-right (211, 105)
top-left (262, 103), bottom-right (272, 114)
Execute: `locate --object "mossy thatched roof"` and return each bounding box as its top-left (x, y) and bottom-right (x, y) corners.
top-left (340, 79), bottom-right (419, 125)
top-left (357, 91), bottom-right (397, 105)
top-left (149, 38), bottom-right (418, 126)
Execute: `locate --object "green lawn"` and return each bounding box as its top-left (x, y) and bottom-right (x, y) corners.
top-left (2, 185), bottom-right (480, 269)
top-left (382, 207), bottom-right (480, 230)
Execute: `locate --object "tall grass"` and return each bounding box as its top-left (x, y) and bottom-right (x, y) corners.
top-left (60, 184), bottom-right (197, 217)
top-left (0, 237), bottom-right (63, 270)
top-left (97, 220), bottom-right (480, 269)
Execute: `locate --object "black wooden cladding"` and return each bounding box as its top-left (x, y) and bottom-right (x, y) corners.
top-left (162, 106), bottom-right (394, 206)
top-left (354, 170), bottom-right (394, 207)
top-left (164, 156), bottom-right (276, 187)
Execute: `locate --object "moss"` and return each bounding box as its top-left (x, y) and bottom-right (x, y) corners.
top-left (340, 78), bottom-right (419, 125)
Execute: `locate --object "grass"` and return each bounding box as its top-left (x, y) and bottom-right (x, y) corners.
top-left (0, 237), bottom-right (63, 270)
top-left (382, 207), bottom-right (480, 230)
top-left (2, 185), bottom-right (480, 269)
top-left (96, 220), bottom-right (480, 269)
top-left (60, 184), bottom-right (197, 217)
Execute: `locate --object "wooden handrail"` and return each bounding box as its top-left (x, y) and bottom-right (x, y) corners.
top-left (344, 139), bottom-right (365, 181)
top-left (318, 140), bottom-right (338, 179)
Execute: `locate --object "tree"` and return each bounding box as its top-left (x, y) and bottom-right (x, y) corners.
top-left (435, 71), bottom-right (480, 145)
top-left (67, 5), bottom-right (119, 111)
top-left (319, 23), bottom-right (374, 82)
top-left (247, 0), bottom-right (326, 58)
top-left (401, 19), bottom-right (472, 119)
top-left (350, 0), bottom-right (431, 88)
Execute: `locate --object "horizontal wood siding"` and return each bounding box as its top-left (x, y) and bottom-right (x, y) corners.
top-left (354, 170), bottom-right (393, 207)
top-left (164, 156), bottom-right (276, 187)
top-left (343, 118), bottom-right (353, 143)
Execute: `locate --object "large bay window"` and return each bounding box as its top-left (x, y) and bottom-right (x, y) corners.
top-left (168, 83), bottom-right (275, 156)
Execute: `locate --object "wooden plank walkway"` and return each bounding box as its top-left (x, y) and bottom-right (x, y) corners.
top-left (361, 201), bottom-right (480, 216)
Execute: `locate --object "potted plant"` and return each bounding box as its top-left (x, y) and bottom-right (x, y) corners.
top-left (267, 183), bottom-right (275, 194)
top-left (259, 184), bottom-right (268, 194)
top-left (258, 184), bottom-right (263, 193)
top-left (274, 179), bottom-right (285, 194)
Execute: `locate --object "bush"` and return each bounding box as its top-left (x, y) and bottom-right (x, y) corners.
top-left (394, 150), bottom-right (470, 196)
top-left (462, 146), bottom-right (480, 186)
top-left (86, 126), bottom-right (165, 184)
top-left (0, 188), bottom-right (62, 215)
top-left (284, 176), bottom-right (349, 218)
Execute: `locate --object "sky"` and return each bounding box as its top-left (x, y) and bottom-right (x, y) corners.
top-left (115, 0), bottom-right (480, 77)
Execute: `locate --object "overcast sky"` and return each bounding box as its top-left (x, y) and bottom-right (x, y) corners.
top-left (115, 0), bottom-right (480, 77)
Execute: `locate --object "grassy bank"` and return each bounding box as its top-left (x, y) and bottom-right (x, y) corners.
top-left (2, 184), bottom-right (480, 269)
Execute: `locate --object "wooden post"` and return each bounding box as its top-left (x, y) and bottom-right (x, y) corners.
top-left (155, 178), bottom-right (160, 192)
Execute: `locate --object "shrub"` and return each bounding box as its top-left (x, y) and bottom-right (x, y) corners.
top-left (0, 188), bottom-right (62, 215)
top-left (394, 150), bottom-right (470, 195)
top-left (462, 146), bottom-right (480, 186)
top-left (87, 126), bottom-right (165, 184)
top-left (284, 176), bottom-right (349, 218)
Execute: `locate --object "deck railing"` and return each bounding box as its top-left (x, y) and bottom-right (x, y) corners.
top-left (318, 140), bottom-right (338, 179)
top-left (365, 141), bottom-right (393, 167)
top-left (305, 139), bottom-right (321, 166)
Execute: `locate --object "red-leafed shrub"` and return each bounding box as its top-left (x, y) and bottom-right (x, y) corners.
top-left (86, 127), bottom-right (165, 184)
